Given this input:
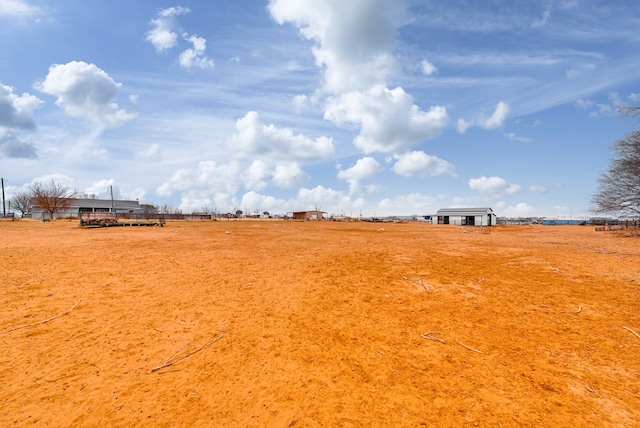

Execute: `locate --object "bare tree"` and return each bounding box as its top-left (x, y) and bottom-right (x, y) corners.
top-left (139, 203), bottom-right (158, 219)
top-left (11, 190), bottom-right (32, 217)
top-left (591, 108), bottom-right (640, 220)
top-left (618, 105), bottom-right (640, 119)
top-left (30, 180), bottom-right (77, 220)
top-left (158, 204), bottom-right (182, 214)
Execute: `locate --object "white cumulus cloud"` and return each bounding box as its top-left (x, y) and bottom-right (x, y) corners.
top-left (268, 0), bottom-right (402, 94)
top-left (495, 202), bottom-right (537, 218)
top-left (272, 162), bottom-right (307, 188)
top-left (241, 159), bottom-right (270, 191)
top-left (242, 159), bottom-right (309, 191)
top-left (324, 85), bottom-right (448, 153)
top-left (420, 59), bottom-right (437, 76)
top-left (0, 82), bottom-right (42, 130)
top-left (391, 151), bottom-right (456, 178)
top-left (179, 34), bottom-right (214, 69)
top-left (229, 111), bottom-right (334, 161)
top-left (146, 7), bottom-right (213, 70)
top-left (36, 61), bottom-right (136, 128)
top-left (296, 185), bottom-right (364, 213)
top-left (337, 156), bottom-right (383, 194)
top-left (83, 179), bottom-right (117, 199)
top-left (269, 0), bottom-right (447, 155)
top-left (337, 156), bottom-right (382, 181)
top-left (377, 193), bottom-right (439, 216)
top-left (146, 6), bottom-right (190, 52)
top-left (239, 191), bottom-right (286, 214)
top-left (156, 160), bottom-right (240, 198)
top-left (468, 176), bottom-right (522, 197)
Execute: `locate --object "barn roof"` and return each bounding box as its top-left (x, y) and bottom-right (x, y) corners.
top-left (291, 210), bottom-right (326, 214)
top-left (436, 207), bottom-right (495, 215)
top-left (69, 198), bottom-right (140, 210)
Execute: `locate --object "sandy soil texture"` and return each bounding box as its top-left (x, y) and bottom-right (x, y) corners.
top-left (1, 220), bottom-right (639, 427)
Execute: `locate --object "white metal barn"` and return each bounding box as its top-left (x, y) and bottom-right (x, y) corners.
top-left (433, 207), bottom-right (497, 226)
top-left (30, 198), bottom-right (141, 219)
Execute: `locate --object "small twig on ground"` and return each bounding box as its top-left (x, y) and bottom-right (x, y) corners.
top-left (454, 339), bottom-right (483, 354)
top-left (163, 341), bottom-right (191, 366)
top-left (0, 298), bottom-right (83, 334)
top-left (403, 276), bottom-right (431, 292)
top-left (575, 306), bottom-right (582, 314)
top-left (421, 332), bottom-right (446, 344)
top-left (152, 330), bottom-right (226, 373)
top-left (585, 383), bottom-right (597, 393)
top-left (622, 326), bottom-right (640, 340)
top-left (548, 263), bottom-right (562, 272)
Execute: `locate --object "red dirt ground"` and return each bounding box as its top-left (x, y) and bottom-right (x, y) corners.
top-left (1, 220), bottom-right (639, 427)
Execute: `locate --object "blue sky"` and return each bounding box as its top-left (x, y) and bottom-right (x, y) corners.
top-left (1, 0), bottom-right (638, 217)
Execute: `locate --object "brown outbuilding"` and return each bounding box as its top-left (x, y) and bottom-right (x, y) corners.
top-left (291, 210), bottom-right (326, 220)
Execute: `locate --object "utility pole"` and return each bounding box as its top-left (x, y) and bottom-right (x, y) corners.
top-left (110, 185), bottom-right (115, 214)
top-left (1, 178), bottom-right (5, 218)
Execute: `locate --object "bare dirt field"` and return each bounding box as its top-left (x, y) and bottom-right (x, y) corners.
top-left (1, 219), bottom-right (639, 427)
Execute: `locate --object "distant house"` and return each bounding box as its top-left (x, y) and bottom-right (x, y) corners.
top-left (290, 210), bottom-right (326, 220)
top-left (433, 207), bottom-right (496, 226)
top-left (31, 198), bottom-right (141, 219)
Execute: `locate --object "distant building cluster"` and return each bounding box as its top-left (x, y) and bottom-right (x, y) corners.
top-left (10, 197), bottom-right (634, 227)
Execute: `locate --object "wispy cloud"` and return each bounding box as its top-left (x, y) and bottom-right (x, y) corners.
top-left (457, 101), bottom-right (509, 134)
top-left (0, 0), bottom-right (39, 17)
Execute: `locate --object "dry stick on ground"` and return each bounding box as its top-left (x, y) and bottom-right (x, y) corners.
top-left (152, 330), bottom-right (226, 373)
top-left (403, 276), bottom-right (431, 292)
top-left (454, 339), bottom-right (483, 354)
top-left (622, 326), bottom-right (640, 340)
top-left (575, 306), bottom-right (582, 314)
top-left (548, 263), bottom-right (562, 272)
top-left (421, 331), bottom-right (446, 344)
top-left (0, 298), bottom-right (83, 335)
